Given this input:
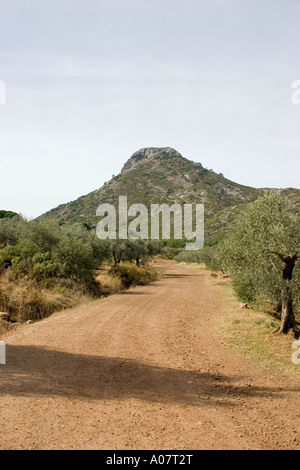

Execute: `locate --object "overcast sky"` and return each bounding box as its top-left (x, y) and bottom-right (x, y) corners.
top-left (0, 0), bottom-right (299, 218)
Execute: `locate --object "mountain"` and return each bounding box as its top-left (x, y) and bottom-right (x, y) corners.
top-left (40, 147), bottom-right (300, 242)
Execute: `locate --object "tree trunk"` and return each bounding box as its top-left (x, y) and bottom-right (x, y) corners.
top-left (276, 302), bottom-right (282, 314)
top-left (136, 256), bottom-right (140, 267)
top-left (278, 255), bottom-right (300, 339)
top-left (279, 283), bottom-right (299, 339)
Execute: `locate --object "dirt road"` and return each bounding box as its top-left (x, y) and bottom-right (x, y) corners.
top-left (0, 261), bottom-right (299, 450)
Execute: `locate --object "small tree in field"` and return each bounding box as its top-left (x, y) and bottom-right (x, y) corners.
top-left (124, 240), bottom-right (148, 266)
top-left (220, 192), bottom-right (300, 338)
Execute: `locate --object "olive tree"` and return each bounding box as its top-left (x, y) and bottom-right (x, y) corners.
top-left (0, 216), bottom-right (26, 247)
top-left (220, 192), bottom-right (300, 338)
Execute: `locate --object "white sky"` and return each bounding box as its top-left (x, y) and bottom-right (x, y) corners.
top-left (0, 0), bottom-right (299, 218)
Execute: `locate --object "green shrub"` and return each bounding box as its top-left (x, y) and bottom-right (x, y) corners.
top-left (109, 262), bottom-right (157, 289)
top-left (0, 220), bottom-right (110, 284)
top-left (0, 216), bottom-right (26, 247)
top-left (175, 244), bottom-right (222, 272)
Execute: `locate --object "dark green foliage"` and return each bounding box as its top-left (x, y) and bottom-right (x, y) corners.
top-left (0, 210), bottom-right (19, 219)
top-left (109, 239), bottom-right (163, 266)
top-left (0, 220), bottom-right (108, 283)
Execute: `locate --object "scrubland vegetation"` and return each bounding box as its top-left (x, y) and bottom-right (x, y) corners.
top-left (0, 216), bottom-right (161, 325)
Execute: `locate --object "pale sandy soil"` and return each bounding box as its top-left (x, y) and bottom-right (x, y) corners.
top-left (0, 260), bottom-right (299, 450)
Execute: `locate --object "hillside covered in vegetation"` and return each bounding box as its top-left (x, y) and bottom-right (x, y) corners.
top-left (40, 147), bottom-right (300, 243)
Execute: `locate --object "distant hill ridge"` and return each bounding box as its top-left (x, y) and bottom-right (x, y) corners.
top-left (40, 147), bottom-right (300, 242)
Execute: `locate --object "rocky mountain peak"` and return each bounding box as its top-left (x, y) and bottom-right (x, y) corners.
top-left (121, 147), bottom-right (183, 173)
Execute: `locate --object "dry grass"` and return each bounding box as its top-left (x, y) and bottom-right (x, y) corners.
top-left (0, 271), bottom-right (92, 324)
top-left (95, 271), bottom-right (123, 295)
top-left (0, 320), bottom-right (9, 338)
top-left (109, 262), bottom-right (159, 289)
top-left (206, 273), bottom-right (300, 380)
top-left (96, 261), bottom-right (160, 293)
top-left (0, 261), bottom-right (161, 327)
top-left (94, 262), bottom-right (124, 295)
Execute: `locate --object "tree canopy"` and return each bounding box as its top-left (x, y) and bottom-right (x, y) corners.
top-left (219, 192), bottom-right (300, 337)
